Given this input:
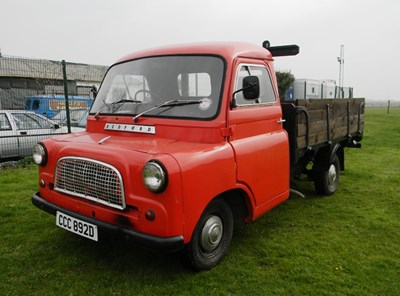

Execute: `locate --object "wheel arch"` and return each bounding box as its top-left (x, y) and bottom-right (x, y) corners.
top-left (185, 187), bottom-right (253, 244)
top-left (313, 143), bottom-right (343, 172)
top-left (217, 188), bottom-right (252, 224)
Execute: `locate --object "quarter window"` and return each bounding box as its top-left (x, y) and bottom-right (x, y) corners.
top-left (0, 114), bottom-right (12, 130)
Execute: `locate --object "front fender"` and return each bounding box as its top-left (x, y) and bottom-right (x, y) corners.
top-left (169, 143), bottom-right (236, 243)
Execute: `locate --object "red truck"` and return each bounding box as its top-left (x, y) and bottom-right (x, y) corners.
top-left (32, 41), bottom-right (364, 270)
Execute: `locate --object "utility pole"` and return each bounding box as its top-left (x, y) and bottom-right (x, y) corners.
top-left (337, 45), bottom-right (344, 98)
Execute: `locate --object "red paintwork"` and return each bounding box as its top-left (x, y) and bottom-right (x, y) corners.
top-left (36, 42), bottom-right (290, 245)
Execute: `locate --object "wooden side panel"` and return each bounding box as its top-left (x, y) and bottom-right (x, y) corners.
top-left (294, 98), bottom-right (365, 148)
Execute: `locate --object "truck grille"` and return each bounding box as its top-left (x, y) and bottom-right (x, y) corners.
top-left (54, 157), bottom-right (125, 210)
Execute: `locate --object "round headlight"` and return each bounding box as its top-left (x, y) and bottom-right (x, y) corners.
top-left (142, 161), bottom-right (167, 193)
top-left (33, 143), bottom-right (47, 166)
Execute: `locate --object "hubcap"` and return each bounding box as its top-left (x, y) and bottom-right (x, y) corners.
top-left (327, 164), bottom-right (337, 187)
top-left (200, 215), bottom-right (223, 253)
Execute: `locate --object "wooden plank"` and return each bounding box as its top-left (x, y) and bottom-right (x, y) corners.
top-left (330, 126), bottom-right (349, 139)
top-left (297, 121), bottom-right (325, 137)
top-left (297, 114), bottom-right (364, 137)
top-left (296, 99), bottom-right (336, 110)
top-left (296, 122), bottom-right (364, 148)
top-left (297, 103), bottom-right (364, 124)
top-left (297, 109), bottom-right (326, 124)
top-left (296, 131), bottom-right (328, 148)
top-left (295, 98), bottom-right (365, 111)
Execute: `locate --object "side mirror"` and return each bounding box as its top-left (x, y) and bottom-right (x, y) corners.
top-left (91, 85), bottom-right (98, 100)
top-left (242, 76), bottom-right (260, 100)
top-left (231, 76), bottom-right (260, 108)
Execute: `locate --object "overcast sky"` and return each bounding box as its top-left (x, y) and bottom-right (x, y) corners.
top-left (1, 0), bottom-right (399, 101)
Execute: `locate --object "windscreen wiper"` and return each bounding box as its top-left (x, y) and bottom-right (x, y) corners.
top-left (94, 99), bottom-right (142, 120)
top-left (133, 99), bottom-right (202, 123)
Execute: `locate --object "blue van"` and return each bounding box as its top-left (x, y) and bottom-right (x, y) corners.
top-left (24, 95), bottom-right (93, 119)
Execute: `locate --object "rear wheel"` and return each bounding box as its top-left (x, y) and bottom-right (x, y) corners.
top-left (314, 154), bottom-right (340, 195)
top-left (184, 199), bottom-right (233, 271)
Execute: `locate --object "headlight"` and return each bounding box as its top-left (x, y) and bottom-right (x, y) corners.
top-left (142, 161), bottom-right (167, 193)
top-left (32, 143), bottom-right (47, 166)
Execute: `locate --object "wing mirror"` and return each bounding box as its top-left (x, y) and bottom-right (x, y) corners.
top-left (91, 85), bottom-right (98, 100)
top-left (231, 76), bottom-right (260, 108)
top-left (242, 76), bottom-right (260, 100)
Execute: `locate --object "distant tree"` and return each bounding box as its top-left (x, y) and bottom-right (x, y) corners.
top-left (276, 71), bottom-right (295, 101)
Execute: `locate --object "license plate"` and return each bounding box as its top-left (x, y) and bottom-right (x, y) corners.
top-left (56, 211), bottom-right (98, 241)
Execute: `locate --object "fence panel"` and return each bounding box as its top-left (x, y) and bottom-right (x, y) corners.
top-left (0, 54), bottom-right (108, 162)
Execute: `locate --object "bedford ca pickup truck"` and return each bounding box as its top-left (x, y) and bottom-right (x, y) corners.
top-left (31, 41), bottom-right (364, 270)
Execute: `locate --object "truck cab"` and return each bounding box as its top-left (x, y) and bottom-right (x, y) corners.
top-left (32, 42), bottom-right (302, 270)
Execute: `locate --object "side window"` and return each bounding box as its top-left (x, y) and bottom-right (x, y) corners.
top-left (0, 114), bottom-right (12, 130)
top-left (27, 114), bottom-right (53, 129)
top-left (235, 65), bottom-right (276, 106)
top-left (178, 73), bottom-right (211, 97)
top-left (25, 99), bottom-right (31, 110)
top-left (11, 113), bottom-right (52, 130)
top-left (32, 99), bottom-right (40, 110)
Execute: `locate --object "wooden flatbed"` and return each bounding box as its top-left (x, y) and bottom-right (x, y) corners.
top-left (281, 98), bottom-right (365, 192)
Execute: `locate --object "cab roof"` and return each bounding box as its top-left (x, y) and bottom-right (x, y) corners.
top-left (116, 42), bottom-right (273, 64)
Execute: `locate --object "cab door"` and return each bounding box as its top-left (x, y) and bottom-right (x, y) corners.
top-left (228, 63), bottom-right (290, 209)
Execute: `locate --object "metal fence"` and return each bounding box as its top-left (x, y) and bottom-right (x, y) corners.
top-left (366, 100), bottom-right (400, 108)
top-left (0, 54), bottom-right (108, 163)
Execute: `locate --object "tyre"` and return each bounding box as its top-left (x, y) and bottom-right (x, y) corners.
top-left (184, 199), bottom-right (233, 271)
top-left (314, 153), bottom-right (340, 195)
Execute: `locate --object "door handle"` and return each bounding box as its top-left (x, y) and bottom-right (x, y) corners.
top-left (20, 131), bottom-right (27, 135)
top-left (277, 118), bottom-right (286, 124)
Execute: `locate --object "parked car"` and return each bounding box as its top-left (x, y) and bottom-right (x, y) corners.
top-left (0, 110), bottom-right (68, 162)
top-left (51, 108), bottom-right (88, 128)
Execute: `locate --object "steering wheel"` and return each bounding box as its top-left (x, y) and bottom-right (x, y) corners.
top-left (134, 89), bottom-right (152, 103)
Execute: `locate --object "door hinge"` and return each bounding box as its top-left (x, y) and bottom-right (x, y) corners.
top-left (221, 127), bottom-right (232, 137)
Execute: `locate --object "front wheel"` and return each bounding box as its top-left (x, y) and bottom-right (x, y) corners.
top-left (184, 199), bottom-right (233, 271)
top-left (314, 154), bottom-right (340, 195)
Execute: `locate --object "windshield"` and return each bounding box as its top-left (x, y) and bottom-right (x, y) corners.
top-left (90, 55), bottom-right (225, 120)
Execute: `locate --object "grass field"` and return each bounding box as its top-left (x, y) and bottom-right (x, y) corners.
top-left (1, 108), bottom-right (399, 295)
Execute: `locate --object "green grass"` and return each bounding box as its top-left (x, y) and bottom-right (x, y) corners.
top-left (1, 108), bottom-right (399, 295)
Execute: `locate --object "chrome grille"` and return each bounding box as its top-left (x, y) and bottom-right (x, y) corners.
top-left (54, 157), bottom-right (125, 210)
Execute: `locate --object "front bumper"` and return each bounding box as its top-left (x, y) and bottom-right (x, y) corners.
top-left (31, 192), bottom-right (184, 252)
